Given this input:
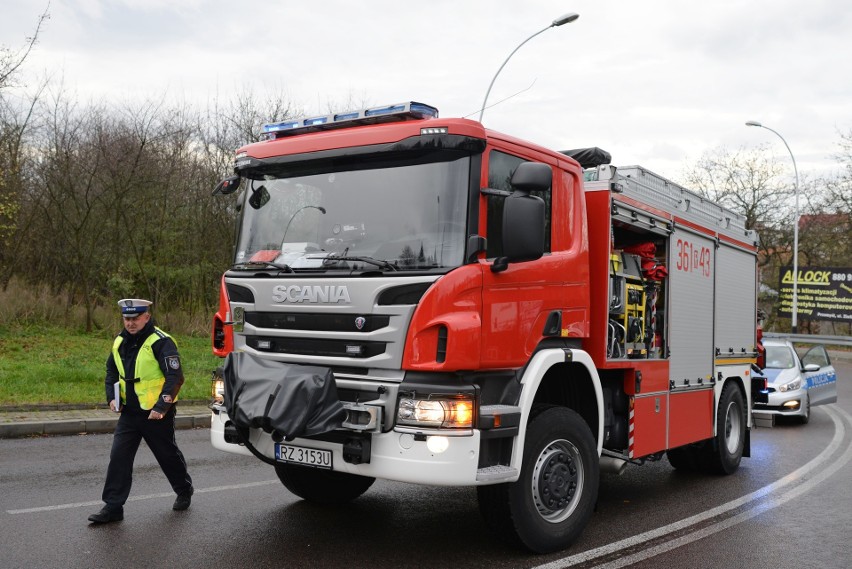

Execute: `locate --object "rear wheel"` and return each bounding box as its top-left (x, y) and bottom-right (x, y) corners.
top-left (700, 382), bottom-right (746, 474)
top-left (477, 407), bottom-right (599, 553)
top-left (274, 464), bottom-right (375, 504)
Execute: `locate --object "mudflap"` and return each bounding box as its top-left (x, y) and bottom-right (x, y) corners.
top-left (223, 351), bottom-right (346, 443)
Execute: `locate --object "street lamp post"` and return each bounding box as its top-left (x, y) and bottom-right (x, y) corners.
top-left (478, 13), bottom-right (579, 123)
top-left (746, 120), bottom-right (801, 334)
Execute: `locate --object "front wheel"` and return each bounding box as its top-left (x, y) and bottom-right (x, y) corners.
top-left (477, 407), bottom-right (599, 553)
top-left (275, 464), bottom-right (375, 504)
top-left (667, 445), bottom-right (699, 471)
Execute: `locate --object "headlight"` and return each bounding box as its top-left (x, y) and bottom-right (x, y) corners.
top-left (397, 397), bottom-right (473, 429)
top-left (778, 377), bottom-right (803, 392)
top-left (211, 377), bottom-right (225, 405)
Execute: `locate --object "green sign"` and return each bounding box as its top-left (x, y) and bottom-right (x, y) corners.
top-left (777, 266), bottom-right (852, 322)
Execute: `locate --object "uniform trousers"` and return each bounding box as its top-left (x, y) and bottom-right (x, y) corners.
top-left (102, 406), bottom-right (193, 508)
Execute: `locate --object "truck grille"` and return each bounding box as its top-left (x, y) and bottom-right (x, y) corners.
top-left (246, 335), bottom-right (386, 358)
top-left (246, 312), bottom-right (390, 332)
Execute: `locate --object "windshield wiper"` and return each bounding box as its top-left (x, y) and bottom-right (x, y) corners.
top-left (316, 255), bottom-right (398, 271)
top-left (232, 261), bottom-right (294, 273)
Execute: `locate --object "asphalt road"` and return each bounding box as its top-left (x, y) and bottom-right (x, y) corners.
top-left (2, 359), bottom-right (850, 569)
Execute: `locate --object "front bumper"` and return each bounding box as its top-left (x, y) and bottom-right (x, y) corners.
top-left (210, 408), bottom-right (482, 486)
top-left (752, 387), bottom-right (807, 417)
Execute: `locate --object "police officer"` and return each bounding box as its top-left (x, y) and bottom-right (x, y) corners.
top-left (88, 299), bottom-right (194, 524)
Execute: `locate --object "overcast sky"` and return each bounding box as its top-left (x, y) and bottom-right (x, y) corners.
top-left (3, 0), bottom-right (851, 181)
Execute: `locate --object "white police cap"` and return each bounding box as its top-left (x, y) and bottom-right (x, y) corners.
top-left (118, 298), bottom-right (152, 317)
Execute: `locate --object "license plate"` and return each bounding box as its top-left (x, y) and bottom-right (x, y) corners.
top-left (275, 443), bottom-right (333, 469)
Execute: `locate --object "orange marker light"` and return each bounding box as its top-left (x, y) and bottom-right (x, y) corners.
top-left (452, 401), bottom-right (473, 428)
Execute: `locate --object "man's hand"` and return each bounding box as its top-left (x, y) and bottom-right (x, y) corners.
top-left (149, 410), bottom-right (164, 420)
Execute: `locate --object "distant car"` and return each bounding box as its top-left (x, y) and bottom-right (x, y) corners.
top-left (753, 339), bottom-right (837, 424)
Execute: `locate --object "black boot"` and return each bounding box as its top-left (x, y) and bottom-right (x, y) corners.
top-left (173, 488), bottom-right (194, 511)
top-left (88, 506), bottom-right (124, 524)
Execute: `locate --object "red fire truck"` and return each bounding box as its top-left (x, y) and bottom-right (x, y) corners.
top-left (209, 102), bottom-right (764, 553)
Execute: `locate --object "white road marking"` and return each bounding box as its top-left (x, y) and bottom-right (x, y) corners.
top-left (6, 480), bottom-right (278, 515)
top-left (533, 406), bottom-right (850, 569)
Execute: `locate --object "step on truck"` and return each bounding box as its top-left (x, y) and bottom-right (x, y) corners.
top-left (209, 101), bottom-right (765, 553)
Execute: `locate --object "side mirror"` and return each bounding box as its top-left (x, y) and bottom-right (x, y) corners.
top-left (501, 193), bottom-right (545, 260)
top-left (803, 363), bottom-right (821, 372)
top-left (248, 185), bottom-right (270, 210)
top-left (492, 163), bottom-right (549, 273)
top-left (510, 161), bottom-right (552, 193)
top-left (212, 175), bottom-right (242, 196)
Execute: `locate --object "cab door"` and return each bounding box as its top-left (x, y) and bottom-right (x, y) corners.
top-left (479, 146), bottom-right (588, 367)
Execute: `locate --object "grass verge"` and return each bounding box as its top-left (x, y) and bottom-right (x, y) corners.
top-left (0, 326), bottom-right (222, 407)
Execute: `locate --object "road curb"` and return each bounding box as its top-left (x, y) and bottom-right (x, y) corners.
top-left (0, 411), bottom-right (211, 439)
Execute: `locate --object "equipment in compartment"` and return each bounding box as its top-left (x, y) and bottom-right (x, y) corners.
top-left (623, 252), bottom-right (647, 358)
top-left (607, 240), bottom-right (668, 360)
top-left (607, 253), bottom-right (626, 358)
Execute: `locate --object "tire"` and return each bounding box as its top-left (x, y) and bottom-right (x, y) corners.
top-left (668, 441), bottom-right (717, 472)
top-left (666, 446), bottom-right (698, 471)
top-left (699, 382), bottom-right (746, 475)
top-left (477, 407), bottom-right (599, 553)
top-left (274, 464), bottom-right (375, 504)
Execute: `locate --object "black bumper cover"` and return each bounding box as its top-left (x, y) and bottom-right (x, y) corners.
top-left (223, 351), bottom-right (346, 442)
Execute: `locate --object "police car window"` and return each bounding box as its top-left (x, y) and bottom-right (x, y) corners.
top-left (765, 345), bottom-right (795, 369)
top-left (485, 150), bottom-right (552, 258)
top-left (801, 346), bottom-right (829, 368)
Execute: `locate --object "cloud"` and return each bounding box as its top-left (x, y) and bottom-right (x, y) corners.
top-left (2, 0), bottom-right (850, 180)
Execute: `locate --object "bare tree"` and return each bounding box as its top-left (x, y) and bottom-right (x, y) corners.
top-left (1, 4), bottom-right (50, 286)
top-left (0, 6), bottom-right (50, 91)
top-left (682, 145), bottom-right (797, 332)
top-left (2, 81), bottom-right (304, 332)
top-left (201, 87), bottom-right (303, 172)
top-left (824, 128), bottom-right (852, 215)
top-left (682, 145), bottom-right (791, 232)
top-left (0, 78), bottom-right (49, 287)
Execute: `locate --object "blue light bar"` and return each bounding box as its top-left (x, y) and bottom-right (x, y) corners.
top-left (263, 120), bottom-right (301, 133)
top-left (334, 111), bottom-right (360, 121)
top-left (262, 101), bottom-right (439, 138)
top-left (409, 102), bottom-right (439, 118)
top-left (365, 104), bottom-right (406, 117)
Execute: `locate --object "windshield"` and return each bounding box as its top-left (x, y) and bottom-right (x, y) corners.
top-left (764, 345), bottom-right (795, 369)
top-left (233, 156), bottom-right (471, 272)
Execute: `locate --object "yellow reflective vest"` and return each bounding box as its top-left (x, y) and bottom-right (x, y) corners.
top-left (113, 328), bottom-right (179, 410)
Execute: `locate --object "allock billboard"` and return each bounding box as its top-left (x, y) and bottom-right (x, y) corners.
top-left (777, 266), bottom-right (852, 322)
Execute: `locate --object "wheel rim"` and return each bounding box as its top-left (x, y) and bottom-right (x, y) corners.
top-left (531, 439), bottom-right (584, 523)
top-left (723, 401), bottom-right (742, 454)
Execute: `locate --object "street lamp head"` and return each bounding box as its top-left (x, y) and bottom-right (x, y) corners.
top-left (553, 13), bottom-right (580, 27)
top-left (478, 12), bottom-right (580, 123)
top-left (745, 120), bottom-right (763, 128)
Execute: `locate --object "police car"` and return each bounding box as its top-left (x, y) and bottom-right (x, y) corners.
top-left (753, 339), bottom-right (838, 424)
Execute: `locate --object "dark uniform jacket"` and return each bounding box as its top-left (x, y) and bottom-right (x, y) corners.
top-left (104, 320), bottom-right (185, 415)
